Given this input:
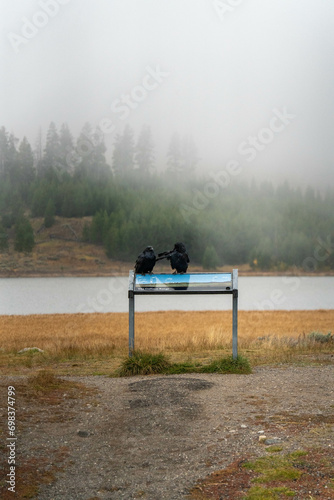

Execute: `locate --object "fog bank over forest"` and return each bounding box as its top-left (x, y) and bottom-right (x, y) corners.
top-left (1, 121), bottom-right (333, 271)
top-left (1, 0), bottom-right (333, 190)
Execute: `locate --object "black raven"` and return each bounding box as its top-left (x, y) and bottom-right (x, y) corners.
top-left (134, 246), bottom-right (156, 275)
top-left (158, 242), bottom-right (190, 274)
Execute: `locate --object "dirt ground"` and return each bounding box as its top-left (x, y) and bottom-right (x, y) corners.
top-left (1, 363), bottom-right (333, 499)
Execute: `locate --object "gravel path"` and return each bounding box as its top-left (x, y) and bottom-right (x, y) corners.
top-left (1, 364), bottom-right (334, 499)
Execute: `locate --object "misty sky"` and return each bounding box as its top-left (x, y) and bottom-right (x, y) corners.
top-left (1, 0), bottom-right (334, 189)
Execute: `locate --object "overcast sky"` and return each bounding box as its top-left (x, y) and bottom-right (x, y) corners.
top-left (1, 0), bottom-right (333, 189)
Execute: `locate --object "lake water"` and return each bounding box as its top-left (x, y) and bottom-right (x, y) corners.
top-left (0, 276), bottom-right (333, 315)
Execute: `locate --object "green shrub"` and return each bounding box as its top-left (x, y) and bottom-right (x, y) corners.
top-left (44, 199), bottom-right (55, 228)
top-left (14, 216), bottom-right (35, 252)
top-left (308, 331), bottom-right (333, 343)
top-left (202, 245), bottom-right (219, 270)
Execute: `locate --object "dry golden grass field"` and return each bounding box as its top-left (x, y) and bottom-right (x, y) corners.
top-left (0, 309), bottom-right (333, 374)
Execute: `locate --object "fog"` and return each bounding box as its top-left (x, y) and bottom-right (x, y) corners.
top-left (1, 0), bottom-right (334, 189)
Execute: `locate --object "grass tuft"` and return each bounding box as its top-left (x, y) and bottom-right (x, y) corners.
top-left (244, 485), bottom-right (296, 499)
top-left (244, 454), bottom-right (302, 483)
top-left (116, 352), bottom-right (251, 376)
top-left (117, 351), bottom-right (171, 376)
top-left (167, 361), bottom-right (202, 374)
top-left (201, 355), bottom-right (252, 374)
top-left (265, 445), bottom-right (283, 453)
top-left (27, 369), bottom-right (63, 392)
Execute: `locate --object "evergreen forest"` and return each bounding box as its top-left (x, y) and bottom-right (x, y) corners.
top-left (0, 122), bottom-right (333, 271)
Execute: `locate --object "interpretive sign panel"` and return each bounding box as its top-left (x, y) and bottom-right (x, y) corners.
top-left (134, 272), bottom-right (233, 292)
top-left (128, 270), bottom-right (238, 358)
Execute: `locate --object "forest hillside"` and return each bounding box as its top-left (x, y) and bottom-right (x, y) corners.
top-left (0, 124), bottom-right (333, 276)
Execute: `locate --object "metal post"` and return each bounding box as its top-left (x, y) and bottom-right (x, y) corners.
top-left (232, 269), bottom-right (238, 359)
top-left (128, 271), bottom-right (135, 356)
top-left (129, 293), bottom-right (135, 356)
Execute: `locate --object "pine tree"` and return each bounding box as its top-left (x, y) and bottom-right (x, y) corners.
top-left (135, 125), bottom-right (155, 174)
top-left (43, 122), bottom-right (60, 168)
top-left (112, 125), bottom-right (135, 175)
top-left (0, 222), bottom-right (8, 252)
top-left (167, 132), bottom-right (182, 173)
top-left (0, 126), bottom-right (9, 176)
top-left (90, 210), bottom-right (109, 244)
top-left (202, 245), bottom-right (219, 270)
top-left (167, 133), bottom-right (198, 174)
top-left (18, 137), bottom-right (35, 191)
top-left (91, 126), bottom-right (110, 181)
top-left (74, 123), bottom-right (110, 181)
top-left (34, 127), bottom-right (43, 175)
top-left (59, 123), bottom-right (74, 173)
top-left (4, 133), bottom-right (20, 185)
top-left (44, 199), bottom-right (55, 228)
top-left (14, 216), bottom-right (35, 252)
top-left (0, 128), bottom-right (19, 185)
top-left (42, 122), bottom-right (61, 180)
top-left (181, 135), bottom-right (198, 172)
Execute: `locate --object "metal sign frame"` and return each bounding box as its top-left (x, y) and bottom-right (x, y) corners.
top-left (128, 269), bottom-right (238, 358)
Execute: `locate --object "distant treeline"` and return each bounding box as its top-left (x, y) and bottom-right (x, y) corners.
top-left (0, 124), bottom-right (333, 270)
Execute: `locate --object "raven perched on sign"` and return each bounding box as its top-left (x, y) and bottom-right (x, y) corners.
top-left (134, 246), bottom-right (156, 275)
top-left (158, 242), bottom-right (190, 274)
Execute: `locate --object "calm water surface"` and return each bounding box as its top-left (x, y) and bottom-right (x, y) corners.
top-left (0, 276), bottom-right (333, 315)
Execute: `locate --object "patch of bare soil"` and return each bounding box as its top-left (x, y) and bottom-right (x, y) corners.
top-left (0, 217), bottom-right (124, 277)
top-left (1, 364), bottom-right (333, 499)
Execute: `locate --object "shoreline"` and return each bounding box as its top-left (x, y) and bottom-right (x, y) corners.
top-left (0, 308), bottom-right (333, 317)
